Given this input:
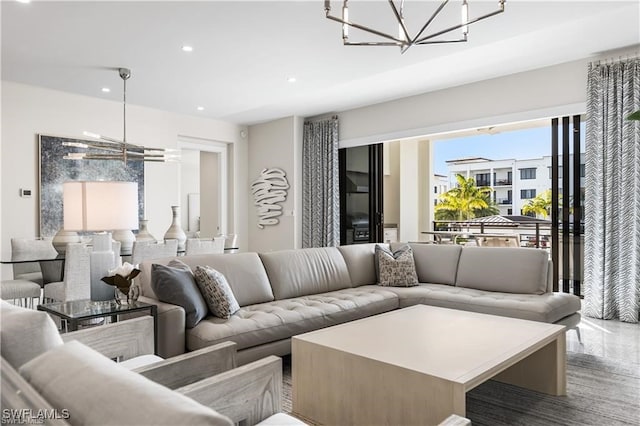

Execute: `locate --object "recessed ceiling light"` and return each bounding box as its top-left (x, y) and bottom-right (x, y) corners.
top-left (16, 0), bottom-right (31, 3)
top-left (181, 45), bottom-right (194, 52)
top-left (197, 106), bottom-right (204, 111)
top-left (287, 77), bottom-right (297, 83)
top-left (101, 87), bottom-right (111, 93)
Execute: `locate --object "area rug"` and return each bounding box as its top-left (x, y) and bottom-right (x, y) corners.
top-left (281, 352), bottom-right (640, 425)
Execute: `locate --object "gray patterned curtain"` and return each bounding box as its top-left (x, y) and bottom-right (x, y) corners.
top-left (302, 117), bottom-right (340, 248)
top-left (584, 58), bottom-right (640, 323)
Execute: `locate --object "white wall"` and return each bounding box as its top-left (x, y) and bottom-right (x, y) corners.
top-left (1, 81), bottom-right (247, 278)
top-left (383, 141), bottom-right (400, 226)
top-left (247, 116), bottom-right (303, 253)
top-left (199, 151), bottom-right (219, 237)
top-left (337, 59), bottom-right (590, 148)
top-left (180, 149), bottom-right (200, 232)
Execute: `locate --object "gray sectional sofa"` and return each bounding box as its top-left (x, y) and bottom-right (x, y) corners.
top-left (138, 243), bottom-right (581, 363)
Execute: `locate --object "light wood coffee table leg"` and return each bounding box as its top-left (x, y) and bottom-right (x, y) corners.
top-left (293, 339), bottom-right (466, 426)
top-left (493, 333), bottom-right (567, 396)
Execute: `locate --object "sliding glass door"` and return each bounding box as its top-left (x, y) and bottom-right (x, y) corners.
top-left (339, 144), bottom-right (384, 245)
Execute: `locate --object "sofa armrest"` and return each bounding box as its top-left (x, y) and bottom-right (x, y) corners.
top-left (176, 356), bottom-right (282, 426)
top-left (0, 357), bottom-right (70, 425)
top-left (133, 341), bottom-right (237, 389)
top-left (138, 295), bottom-right (186, 358)
top-left (61, 316), bottom-right (154, 361)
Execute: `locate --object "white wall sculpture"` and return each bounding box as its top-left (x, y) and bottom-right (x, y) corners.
top-left (251, 168), bottom-right (290, 229)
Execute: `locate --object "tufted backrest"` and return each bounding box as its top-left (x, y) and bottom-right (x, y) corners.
top-left (337, 243), bottom-right (386, 287)
top-left (456, 246), bottom-right (549, 294)
top-left (139, 252), bottom-right (274, 307)
top-left (259, 248), bottom-right (352, 300)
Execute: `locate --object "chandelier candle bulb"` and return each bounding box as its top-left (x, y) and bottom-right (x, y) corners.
top-left (462, 0), bottom-right (469, 35)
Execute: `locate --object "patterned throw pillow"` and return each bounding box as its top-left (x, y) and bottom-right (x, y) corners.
top-left (375, 244), bottom-right (419, 287)
top-left (193, 266), bottom-right (240, 319)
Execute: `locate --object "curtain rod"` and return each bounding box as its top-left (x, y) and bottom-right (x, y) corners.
top-left (304, 114), bottom-right (338, 124)
top-left (590, 52), bottom-right (640, 66)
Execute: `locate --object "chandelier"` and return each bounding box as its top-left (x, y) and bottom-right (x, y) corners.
top-left (324, 0), bottom-right (506, 54)
top-left (64, 68), bottom-right (177, 163)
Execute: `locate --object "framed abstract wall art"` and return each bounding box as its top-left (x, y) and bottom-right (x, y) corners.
top-left (38, 134), bottom-right (145, 237)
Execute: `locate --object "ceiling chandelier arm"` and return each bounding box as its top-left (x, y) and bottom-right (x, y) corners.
top-left (415, 2), bottom-right (506, 44)
top-left (325, 13), bottom-right (405, 45)
top-left (412, 0), bottom-right (450, 44)
top-left (388, 0), bottom-right (410, 45)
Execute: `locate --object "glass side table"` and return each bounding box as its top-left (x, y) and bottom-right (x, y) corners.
top-left (38, 299), bottom-right (158, 354)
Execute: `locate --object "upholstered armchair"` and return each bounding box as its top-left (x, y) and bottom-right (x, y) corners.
top-left (0, 301), bottom-right (303, 426)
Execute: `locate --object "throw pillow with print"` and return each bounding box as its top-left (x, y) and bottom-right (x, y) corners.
top-left (193, 265), bottom-right (240, 319)
top-left (375, 244), bottom-right (419, 287)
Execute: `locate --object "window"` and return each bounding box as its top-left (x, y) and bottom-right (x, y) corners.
top-left (507, 208), bottom-right (513, 215)
top-left (475, 173), bottom-right (491, 186)
top-left (521, 189), bottom-right (536, 199)
top-left (434, 186), bottom-right (438, 194)
top-left (520, 168), bottom-right (536, 179)
top-left (580, 164), bottom-right (585, 177)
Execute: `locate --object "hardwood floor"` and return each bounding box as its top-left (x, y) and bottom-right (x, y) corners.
top-left (566, 313), bottom-right (640, 365)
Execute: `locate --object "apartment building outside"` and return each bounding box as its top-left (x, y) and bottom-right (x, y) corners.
top-left (444, 154), bottom-right (585, 217)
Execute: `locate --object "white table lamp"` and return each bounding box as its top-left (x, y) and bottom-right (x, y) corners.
top-left (63, 181), bottom-right (139, 254)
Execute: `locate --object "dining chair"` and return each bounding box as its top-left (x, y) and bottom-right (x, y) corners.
top-left (0, 280), bottom-right (41, 308)
top-left (131, 240), bottom-right (179, 265)
top-left (184, 237), bottom-right (225, 255)
top-left (10, 238), bottom-right (57, 286)
top-left (43, 243), bottom-right (91, 303)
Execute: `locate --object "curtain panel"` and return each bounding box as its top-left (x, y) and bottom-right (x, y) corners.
top-left (302, 118), bottom-right (340, 248)
top-left (584, 58), bottom-right (640, 323)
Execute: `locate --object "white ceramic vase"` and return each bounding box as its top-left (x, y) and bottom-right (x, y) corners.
top-left (136, 219), bottom-right (157, 243)
top-left (164, 206), bottom-right (187, 251)
top-left (51, 229), bottom-right (81, 254)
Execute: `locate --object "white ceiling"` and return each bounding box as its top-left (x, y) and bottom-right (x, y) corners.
top-left (2, 1), bottom-right (639, 125)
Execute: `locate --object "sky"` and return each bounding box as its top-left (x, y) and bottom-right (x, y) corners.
top-left (432, 124), bottom-right (586, 176)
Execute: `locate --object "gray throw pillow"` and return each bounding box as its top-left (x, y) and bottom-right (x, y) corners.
top-left (193, 266), bottom-right (240, 319)
top-left (375, 244), bottom-right (419, 287)
top-left (151, 260), bottom-right (208, 328)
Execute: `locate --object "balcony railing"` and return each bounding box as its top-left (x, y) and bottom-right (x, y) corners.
top-left (498, 198), bottom-right (512, 205)
top-left (495, 179), bottom-right (512, 186)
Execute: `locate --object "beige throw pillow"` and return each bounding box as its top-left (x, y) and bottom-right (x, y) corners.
top-left (193, 266), bottom-right (240, 319)
top-left (375, 244), bottom-right (419, 287)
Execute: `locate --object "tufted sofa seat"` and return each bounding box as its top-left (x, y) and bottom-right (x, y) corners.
top-left (187, 287), bottom-right (399, 352)
top-left (138, 243), bottom-right (581, 362)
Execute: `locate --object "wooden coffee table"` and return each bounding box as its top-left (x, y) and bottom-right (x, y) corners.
top-left (292, 305), bottom-right (566, 425)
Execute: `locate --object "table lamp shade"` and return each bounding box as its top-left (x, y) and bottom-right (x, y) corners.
top-left (63, 181), bottom-right (139, 231)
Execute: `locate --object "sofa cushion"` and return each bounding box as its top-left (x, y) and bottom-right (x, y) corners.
top-left (376, 283), bottom-right (581, 323)
top-left (151, 260), bottom-right (208, 328)
top-left (375, 244), bottom-right (418, 287)
top-left (194, 266), bottom-right (240, 319)
top-left (408, 243), bottom-right (462, 286)
top-left (0, 301), bottom-right (63, 369)
top-left (337, 243), bottom-right (385, 287)
top-left (19, 341), bottom-right (233, 426)
top-left (260, 248), bottom-right (352, 300)
top-left (186, 287), bottom-right (399, 352)
top-left (141, 253), bottom-right (274, 307)
top-left (456, 247), bottom-right (549, 294)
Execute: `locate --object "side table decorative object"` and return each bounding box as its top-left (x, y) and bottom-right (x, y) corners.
top-left (52, 229), bottom-right (81, 254)
top-left (136, 219), bottom-right (157, 243)
top-left (164, 205), bottom-right (187, 251)
top-left (101, 262), bottom-right (141, 305)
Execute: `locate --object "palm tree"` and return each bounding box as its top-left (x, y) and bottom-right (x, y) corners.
top-left (435, 174), bottom-right (493, 221)
top-left (522, 189), bottom-right (552, 218)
